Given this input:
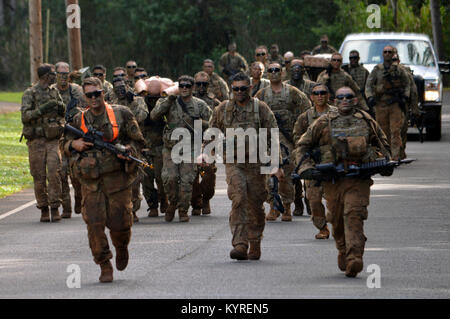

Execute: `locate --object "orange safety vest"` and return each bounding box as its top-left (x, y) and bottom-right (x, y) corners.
top-left (80, 103), bottom-right (119, 142)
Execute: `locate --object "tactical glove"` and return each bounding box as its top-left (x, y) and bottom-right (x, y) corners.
top-left (38, 100), bottom-right (57, 114)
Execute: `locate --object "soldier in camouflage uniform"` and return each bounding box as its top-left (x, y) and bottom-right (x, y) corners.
top-left (111, 78), bottom-right (148, 222)
top-left (317, 53), bottom-right (368, 111)
top-left (202, 59), bottom-right (230, 102)
top-left (93, 65), bottom-right (113, 98)
top-left (365, 46), bottom-right (411, 160)
top-left (250, 62), bottom-right (270, 97)
top-left (282, 51), bottom-right (294, 81)
top-left (255, 62), bottom-right (312, 222)
top-left (284, 59), bottom-right (317, 98)
top-left (64, 77), bottom-right (145, 283)
top-left (295, 86), bottom-right (392, 277)
top-left (268, 44), bottom-right (284, 66)
top-left (209, 72), bottom-right (283, 261)
top-left (218, 43), bottom-right (249, 86)
top-left (190, 72), bottom-right (219, 215)
top-left (21, 64), bottom-right (65, 223)
top-left (105, 67), bottom-right (129, 102)
top-left (125, 60), bottom-right (138, 88)
top-left (393, 54), bottom-right (420, 159)
top-left (51, 61), bottom-right (86, 218)
top-left (311, 35), bottom-right (337, 55)
top-left (342, 51), bottom-right (369, 98)
top-left (254, 45), bottom-right (270, 79)
top-left (150, 75), bottom-right (212, 223)
top-left (135, 82), bottom-right (168, 218)
top-left (293, 84), bottom-right (336, 238)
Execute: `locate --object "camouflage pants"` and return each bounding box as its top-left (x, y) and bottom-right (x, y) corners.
top-left (322, 178), bottom-right (372, 264)
top-left (226, 164), bottom-right (267, 248)
top-left (161, 147), bottom-right (198, 211)
top-left (27, 138), bottom-right (62, 209)
top-left (142, 151), bottom-right (166, 209)
top-left (400, 112), bottom-right (409, 160)
top-left (131, 173), bottom-right (143, 213)
top-left (305, 180), bottom-right (326, 230)
top-left (294, 178), bottom-right (304, 206)
top-left (375, 102), bottom-right (405, 160)
top-left (191, 164), bottom-right (217, 209)
top-left (61, 153), bottom-right (82, 213)
top-left (266, 145), bottom-right (295, 206)
top-left (81, 182), bottom-right (133, 265)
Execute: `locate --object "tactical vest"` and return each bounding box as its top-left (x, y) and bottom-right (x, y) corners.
top-left (320, 111), bottom-right (377, 164)
top-left (262, 84), bottom-right (294, 140)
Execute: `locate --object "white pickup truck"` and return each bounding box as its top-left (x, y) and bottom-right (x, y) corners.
top-left (339, 32), bottom-right (448, 140)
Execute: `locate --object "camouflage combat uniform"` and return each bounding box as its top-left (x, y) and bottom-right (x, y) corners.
top-left (293, 104), bottom-right (337, 228)
top-left (250, 78), bottom-right (270, 97)
top-left (64, 104), bottom-right (145, 267)
top-left (150, 96), bottom-right (212, 220)
top-left (21, 83), bottom-right (65, 213)
top-left (51, 82), bottom-right (86, 216)
top-left (317, 68), bottom-right (369, 111)
top-left (255, 83), bottom-right (311, 220)
top-left (311, 45), bottom-right (337, 55)
top-left (209, 97), bottom-right (279, 256)
top-left (295, 108), bottom-right (391, 276)
top-left (365, 63), bottom-right (411, 160)
top-left (284, 78), bottom-right (317, 99)
top-left (218, 52), bottom-right (249, 85)
top-left (209, 72), bottom-right (230, 101)
top-left (343, 64), bottom-right (369, 95)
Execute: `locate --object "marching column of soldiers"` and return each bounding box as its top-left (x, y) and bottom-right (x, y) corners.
top-left (21, 35), bottom-right (418, 282)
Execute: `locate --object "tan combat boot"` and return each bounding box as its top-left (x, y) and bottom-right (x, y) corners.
top-left (179, 210), bottom-right (190, 222)
top-left (265, 205), bottom-right (280, 221)
top-left (248, 241), bottom-right (261, 260)
top-left (293, 200), bottom-right (304, 216)
top-left (281, 204), bottom-right (292, 222)
top-left (99, 260), bottom-right (113, 283)
top-left (61, 209), bottom-right (72, 219)
top-left (337, 251), bottom-right (347, 271)
top-left (191, 208), bottom-right (201, 216)
top-left (230, 245), bottom-right (248, 260)
top-left (315, 225), bottom-right (330, 239)
top-left (40, 207), bottom-right (50, 223)
top-left (345, 258), bottom-right (363, 278)
top-left (51, 208), bottom-right (61, 222)
top-left (133, 211), bottom-right (139, 223)
top-left (115, 248), bottom-right (129, 271)
top-left (202, 201), bottom-right (211, 215)
top-left (147, 208), bottom-right (159, 217)
top-left (165, 204), bottom-right (176, 222)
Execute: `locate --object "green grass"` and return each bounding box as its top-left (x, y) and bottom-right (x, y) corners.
top-left (0, 112), bottom-right (32, 198)
top-left (0, 92), bottom-right (23, 104)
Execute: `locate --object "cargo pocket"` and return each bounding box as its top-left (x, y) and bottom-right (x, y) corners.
top-left (347, 136), bottom-right (367, 159)
top-left (43, 121), bottom-right (64, 140)
top-left (79, 157), bottom-right (100, 180)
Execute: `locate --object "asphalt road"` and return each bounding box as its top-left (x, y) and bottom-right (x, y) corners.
top-left (0, 94), bottom-right (449, 299)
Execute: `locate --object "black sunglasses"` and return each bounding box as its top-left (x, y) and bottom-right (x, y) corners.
top-left (127, 65), bottom-right (137, 69)
top-left (384, 50), bottom-right (393, 54)
top-left (134, 74), bottom-right (147, 80)
top-left (113, 73), bottom-right (126, 78)
top-left (331, 58), bottom-right (342, 62)
top-left (267, 67), bottom-right (281, 73)
top-left (312, 90), bottom-right (328, 96)
top-left (349, 56), bottom-right (359, 60)
top-left (85, 90), bottom-right (103, 99)
top-left (256, 52), bottom-right (266, 56)
top-left (195, 82), bottom-right (209, 87)
top-left (93, 72), bottom-right (104, 77)
top-left (47, 71), bottom-right (57, 76)
top-left (336, 94), bottom-right (355, 100)
top-left (179, 83), bottom-right (193, 89)
top-left (231, 85), bottom-right (249, 92)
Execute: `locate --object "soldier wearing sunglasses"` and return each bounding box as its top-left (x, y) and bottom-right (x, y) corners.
top-left (255, 62), bottom-right (311, 222)
top-left (21, 63), bottom-right (65, 223)
top-left (250, 62), bottom-right (270, 97)
top-left (317, 53), bottom-right (368, 111)
top-left (202, 59), bottom-right (230, 102)
top-left (125, 60), bottom-right (138, 86)
top-left (64, 77), bottom-right (146, 283)
top-left (218, 42), bottom-right (249, 86)
top-left (293, 83), bottom-right (337, 238)
top-left (284, 59), bottom-right (317, 98)
top-left (342, 50), bottom-right (369, 95)
top-left (365, 45), bottom-right (411, 160)
top-left (254, 45), bottom-right (270, 78)
top-left (150, 75), bottom-right (212, 223)
top-left (106, 67), bottom-right (132, 103)
top-left (295, 86), bottom-right (391, 278)
top-left (92, 65), bottom-right (113, 98)
top-left (311, 35), bottom-right (337, 55)
top-left (209, 72), bottom-right (283, 261)
top-left (50, 61), bottom-right (87, 218)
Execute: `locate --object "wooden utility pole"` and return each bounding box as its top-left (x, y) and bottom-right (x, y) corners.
top-left (65, 0), bottom-right (83, 70)
top-left (430, 0), bottom-right (445, 60)
top-left (29, 0), bottom-right (43, 84)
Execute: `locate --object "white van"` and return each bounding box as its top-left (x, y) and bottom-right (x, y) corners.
top-left (339, 32), bottom-right (446, 140)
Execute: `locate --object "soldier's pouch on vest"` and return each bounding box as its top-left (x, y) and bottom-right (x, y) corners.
top-left (22, 126), bottom-right (35, 140)
top-left (43, 119), bottom-right (64, 140)
top-left (77, 157), bottom-right (100, 180)
top-left (346, 136), bottom-right (367, 159)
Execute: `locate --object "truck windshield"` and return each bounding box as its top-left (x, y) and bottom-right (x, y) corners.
top-left (341, 39), bottom-right (436, 67)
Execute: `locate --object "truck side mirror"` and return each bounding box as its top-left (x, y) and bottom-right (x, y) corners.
top-left (438, 61), bottom-right (450, 74)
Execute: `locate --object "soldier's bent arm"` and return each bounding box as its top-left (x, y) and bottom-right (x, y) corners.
top-left (150, 97), bottom-right (172, 121)
top-left (293, 112), bottom-right (309, 143)
top-left (295, 117), bottom-right (327, 173)
top-left (131, 97), bottom-right (149, 125)
top-left (365, 69), bottom-right (378, 99)
top-left (209, 101), bottom-right (225, 131)
top-left (123, 108), bottom-right (146, 154)
top-left (291, 87), bottom-right (312, 115)
top-left (21, 89), bottom-right (40, 124)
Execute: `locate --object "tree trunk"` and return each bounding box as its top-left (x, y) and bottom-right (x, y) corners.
top-left (430, 0), bottom-right (445, 60)
top-left (29, 0), bottom-right (43, 85)
top-left (66, 0), bottom-right (83, 70)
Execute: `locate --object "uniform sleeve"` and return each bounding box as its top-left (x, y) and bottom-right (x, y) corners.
top-left (293, 113), bottom-right (309, 143)
top-left (21, 89), bottom-right (39, 124)
top-left (316, 71), bottom-right (328, 85)
top-left (63, 112), bottom-right (82, 155)
top-left (209, 101), bottom-right (225, 131)
top-left (219, 77), bottom-right (230, 100)
top-left (294, 117), bottom-right (327, 173)
top-left (365, 68), bottom-right (378, 99)
top-left (399, 67), bottom-right (411, 99)
top-left (291, 87), bottom-right (312, 115)
top-left (131, 97), bottom-right (149, 125)
top-left (369, 117), bottom-right (391, 159)
top-left (150, 96), bottom-right (172, 121)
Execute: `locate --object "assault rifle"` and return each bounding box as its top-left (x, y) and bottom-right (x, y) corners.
top-left (65, 124), bottom-right (153, 170)
top-left (292, 158), bottom-right (415, 183)
top-left (268, 143), bottom-right (290, 214)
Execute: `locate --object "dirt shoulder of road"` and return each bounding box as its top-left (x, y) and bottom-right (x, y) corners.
top-left (0, 102), bottom-right (20, 114)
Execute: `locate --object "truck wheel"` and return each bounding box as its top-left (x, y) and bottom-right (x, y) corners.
top-left (426, 109), bottom-right (442, 141)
